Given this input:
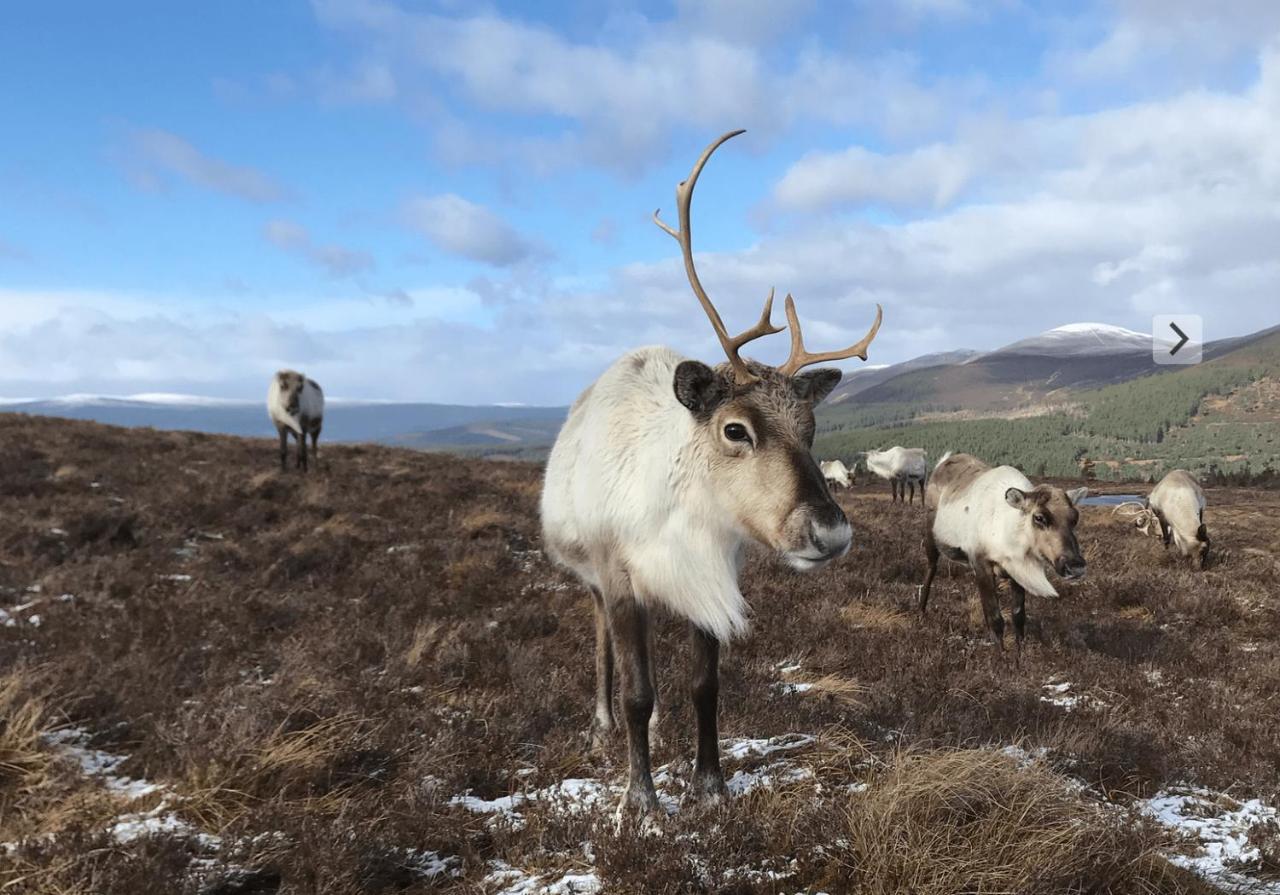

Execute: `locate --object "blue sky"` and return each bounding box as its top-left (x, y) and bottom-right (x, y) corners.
top-left (2, 0), bottom-right (1279, 402)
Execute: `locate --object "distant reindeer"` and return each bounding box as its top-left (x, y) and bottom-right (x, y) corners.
top-left (820, 459), bottom-right (852, 491)
top-left (919, 452), bottom-right (1087, 654)
top-left (865, 446), bottom-right (928, 503)
top-left (267, 370), bottom-right (324, 472)
top-left (541, 130), bottom-right (882, 817)
top-left (1148, 469), bottom-right (1210, 569)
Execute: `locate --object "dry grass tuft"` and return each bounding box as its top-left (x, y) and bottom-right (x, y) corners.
top-left (842, 748), bottom-right (1208, 895)
top-left (0, 671), bottom-right (51, 790)
top-left (840, 600), bottom-right (911, 630)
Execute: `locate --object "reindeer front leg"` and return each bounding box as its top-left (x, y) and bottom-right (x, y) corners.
top-left (919, 522), bottom-right (940, 615)
top-left (690, 624), bottom-right (727, 801)
top-left (603, 579), bottom-right (659, 816)
top-left (277, 426), bottom-right (289, 472)
top-left (589, 588), bottom-right (615, 751)
top-left (1010, 580), bottom-right (1027, 665)
top-left (973, 560), bottom-right (1005, 650)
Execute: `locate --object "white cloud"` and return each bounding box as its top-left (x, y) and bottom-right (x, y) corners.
top-left (309, 0), bottom-right (963, 173)
top-left (264, 219), bottom-right (375, 277)
top-left (402, 194), bottom-right (538, 267)
top-left (1052, 1), bottom-right (1280, 84)
top-left (126, 128), bottom-right (289, 203)
top-left (774, 143), bottom-right (976, 211)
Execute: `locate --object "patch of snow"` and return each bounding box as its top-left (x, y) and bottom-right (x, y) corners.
top-left (42, 728), bottom-right (162, 800)
top-left (110, 804), bottom-right (204, 844)
top-left (1141, 787), bottom-right (1280, 892)
top-left (998, 744), bottom-right (1051, 768)
top-left (27, 614), bottom-right (41, 627)
top-left (450, 777), bottom-right (612, 823)
top-left (775, 681), bottom-right (814, 695)
top-left (485, 862), bottom-right (601, 895)
top-left (722, 733), bottom-right (815, 761)
top-left (726, 761), bottom-right (815, 796)
top-left (391, 847), bottom-right (461, 881)
top-left (1040, 680), bottom-right (1105, 712)
top-left (160, 574), bottom-right (193, 582)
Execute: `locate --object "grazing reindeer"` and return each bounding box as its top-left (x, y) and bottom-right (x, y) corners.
top-left (541, 130), bottom-right (882, 817)
top-left (820, 459), bottom-right (852, 491)
top-left (865, 446), bottom-right (928, 503)
top-left (267, 370), bottom-right (324, 472)
top-left (1148, 469), bottom-right (1210, 569)
top-left (919, 452), bottom-right (1086, 654)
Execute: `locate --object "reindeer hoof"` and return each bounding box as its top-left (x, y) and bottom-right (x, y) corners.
top-left (690, 770), bottom-right (729, 804)
top-left (588, 721), bottom-right (615, 754)
top-left (614, 783), bottom-right (661, 831)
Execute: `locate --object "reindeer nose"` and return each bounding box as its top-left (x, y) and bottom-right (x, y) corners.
top-left (809, 516), bottom-right (852, 561)
top-left (1057, 557), bottom-right (1087, 580)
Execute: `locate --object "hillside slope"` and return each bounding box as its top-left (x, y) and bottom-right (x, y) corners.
top-left (817, 329), bottom-right (1280, 481)
top-left (825, 322), bottom-right (1280, 424)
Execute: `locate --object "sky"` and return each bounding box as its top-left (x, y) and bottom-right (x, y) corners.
top-left (2, 0), bottom-right (1279, 404)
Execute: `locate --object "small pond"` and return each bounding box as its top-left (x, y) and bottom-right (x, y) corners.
top-left (1077, 493), bottom-right (1144, 507)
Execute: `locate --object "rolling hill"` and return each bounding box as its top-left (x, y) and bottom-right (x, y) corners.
top-left (816, 325), bottom-right (1280, 482)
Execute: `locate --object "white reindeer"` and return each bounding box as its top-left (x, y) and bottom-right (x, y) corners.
top-left (919, 452), bottom-right (1087, 654)
top-left (1148, 469), bottom-right (1210, 568)
top-left (820, 459), bottom-right (852, 491)
top-left (864, 446), bottom-right (928, 503)
top-left (540, 130), bottom-right (882, 817)
top-left (267, 370), bottom-right (324, 472)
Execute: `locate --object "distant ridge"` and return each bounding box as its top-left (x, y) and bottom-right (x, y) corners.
top-left (0, 394), bottom-right (567, 452)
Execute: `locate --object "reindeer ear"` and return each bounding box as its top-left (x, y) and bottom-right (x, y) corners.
top-left (1066, 487), bottom-right (1088, 506)
top-left (673, 361), bottom-right (730, 417)
top-left (1005, 487), bottom-right (1028, 510)
top-left (791, 368), bottom-right (842, 405)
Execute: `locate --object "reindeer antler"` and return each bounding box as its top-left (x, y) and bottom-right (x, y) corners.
top-left (777, 296), bottom-right (883, 377)
top-left (654, 129), bottom-right (783, 386)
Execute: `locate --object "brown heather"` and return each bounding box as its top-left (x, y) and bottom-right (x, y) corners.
top-left (1, 414), bottom-right (1278, 893)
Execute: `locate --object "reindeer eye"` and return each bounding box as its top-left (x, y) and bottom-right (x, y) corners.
top-left (1033, 513), bottom-right (1049, 527)
top-left (723, 423), bottom-right (751, 444)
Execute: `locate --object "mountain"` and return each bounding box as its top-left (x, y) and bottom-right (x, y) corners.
top-left (818, 320), bottom-right (1280, 434)
top-left (984, 322), bottom-right (1155, 358)
top-left (832, 322), bottom-right (1259, 417)
top-left (816, 325), bottom-right (1280, 482)
top-left (827, 349), bottom-right (981, 404)
top-left (0, 394), bottom-right (567, 452)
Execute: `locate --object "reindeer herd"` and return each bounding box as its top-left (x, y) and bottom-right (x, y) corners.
top-left (265, 129), bottom-right (1214, 822)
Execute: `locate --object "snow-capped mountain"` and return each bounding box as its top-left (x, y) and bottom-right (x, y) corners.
top-left (983, 323), bottom-right (1154, 358)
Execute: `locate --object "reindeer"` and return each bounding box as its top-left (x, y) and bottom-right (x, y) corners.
top-left (1148, 469), bottom-right (1210, 569)
top-left (865, 446), bottom-right (928, 503)
top-left (919, 452), bottom-right (1087, 655)
top-left (820, 459), bottom-right (852, 492)
top-left (540, 130), bottom-right (882, 817)
top-left (267, 370), bottom-right (324, 472)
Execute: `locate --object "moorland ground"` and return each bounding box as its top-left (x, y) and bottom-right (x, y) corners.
top-left (3, 414), bottom-right (1280, 893)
